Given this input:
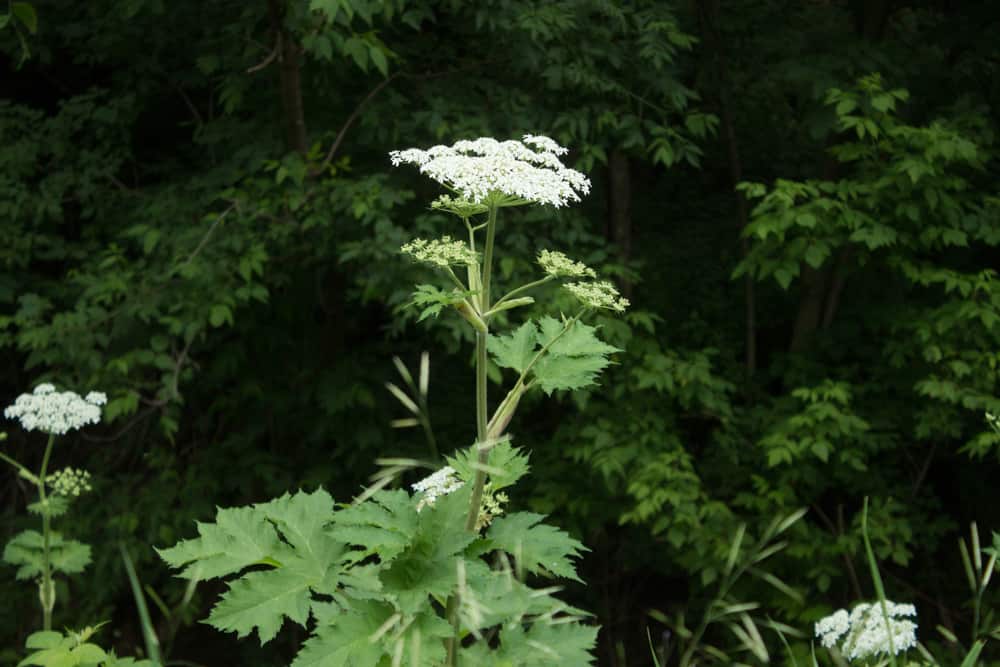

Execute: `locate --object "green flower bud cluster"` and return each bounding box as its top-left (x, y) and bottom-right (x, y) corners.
top-left (563, 280), bottom-right (630, 312)
top-left (46, 467), bottom-right (93, 497)
top-left (402, 237), bottom-right (479, 268)
top-left (537, 249), bottom-right (596, 278)
top-left (431, 194), bottom-right (489, 218)
top-left (475, 482), bottom-right (509, 530)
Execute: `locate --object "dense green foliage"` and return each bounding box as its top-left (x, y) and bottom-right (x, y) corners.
top-left (2, 0), bottom-right (1000, 665)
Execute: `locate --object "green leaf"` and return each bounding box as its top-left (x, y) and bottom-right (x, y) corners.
top-left (447, 439), bottom-right (531, 491)
top-left (477, 621), bottom-right (599, 666)
top-left (208, 566), bottom-right (316, 644)
top-left (12, 2), bottom-right (38, 34)
top-left (70, 644), bottom-right (107, 663)
top-left (803, 243), bottom-right (829, 269)
top-left (209, 304), bottom-right (232, 327)
top-left (408, 284), bottom-right (471, 322)
top-left (24, 632), bottom-right (64, 650)
top-left (3, 530), bottom-right (91, 579)
top-left (157, 505), bottom-right (285, 580)
top-left (27, 495), bottom-right (70, 518)
top-left (531, 318), bottom-right (619, 395)
top-left (487, 512), bottom-right (587, 582)
top-left (487, 320), bottom-right (539, 373)
top-left (161, 490), bottom-right (342, 645)
top-left (290, 601), bottom-right (391, 667)
top-left (533, 354), bottom-right (612, 395)
top-left (369, 46), bottom-right (389, 77)
top-left (333, 489), bottom-right (418, 562)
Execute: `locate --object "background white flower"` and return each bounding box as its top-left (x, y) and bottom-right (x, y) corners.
top-left (412, 465), bottom-right (464, 511)
top-left (4, 384), bottom-right (107, 435)
top-left (389, 135), bottom-right (591, 208)
top-left (816, 600), bottom-right (917, 662)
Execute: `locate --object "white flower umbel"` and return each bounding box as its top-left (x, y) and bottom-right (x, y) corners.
top-left (538, 249), bottom-right (596, 278)
top-left (816, 601), bottom-right (917, 662)
top-left (412, 465), bottom-right (464, 512)
top-left (389, 135), bottom-right (591, 208)
top-left (47, 467), bottom-right (93, 497)
top-left (4, 384), bottom-right (107, 435)
top-left (816, 609), bottom-right (850, 649)
top-left (402, 237), bottom-right (479, 268)
top-left (564, 280), bottom-right (630, 313)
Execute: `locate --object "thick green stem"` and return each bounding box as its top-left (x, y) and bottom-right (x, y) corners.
top-left (38, 433), bottom-right (56, 631)
top-left (465, 205), bottom-right (498, 532)
top-left (447, 205), bottom-right (499, 666)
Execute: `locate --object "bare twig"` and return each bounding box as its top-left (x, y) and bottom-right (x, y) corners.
top-left (179, 203), bottom-right (236, 269)
top-left (81, 407), bottom-right (158, 443)
top-left (316, 71), bottom-right (401, 173)
top-left (167, 80), bottom-right (204, 127)
top-left (247, 34), bottom-right (282, 74)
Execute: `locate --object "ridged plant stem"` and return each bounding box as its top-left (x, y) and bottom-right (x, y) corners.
top-left (38, 433), bottom-right (56, 631)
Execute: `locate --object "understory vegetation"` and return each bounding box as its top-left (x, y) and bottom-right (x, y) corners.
top-left (2, 1), bottom-right (1000, 665)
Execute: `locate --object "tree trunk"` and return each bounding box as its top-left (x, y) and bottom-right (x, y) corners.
top-left (788, 1), bottom-right (896, 351)
top-left (697, 0), bottom-right (756, 373)
top-left (267, 0), bottom-right (307, 154)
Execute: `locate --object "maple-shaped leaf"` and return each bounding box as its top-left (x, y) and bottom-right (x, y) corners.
top-left (532, 317), bottom-right (619, 395)
top-left (379, 486), bottom-right (477, 615)
top-left (290, 601), bottom-right (392, 667)
top-left (537, 316), bottom-right (618, 357)
top-left (408, 284), bottom-right (472, 322)
top-left (447, 439), bottom-right (530, 491)
top-left (487, 512), bottom-right (587, 582)
top-left (459, 619), bottom-right (598, 666)
top-left (333, 489), bottom-right (419, 563)
top-left (4, 530), bottom-right (91, 579)
top-left (298, 602), bottom-right (452, 667)
top-left (156, 504), bottom-right (286, 580)
top-left (159, 488), bottom-right (344, 645)
top-left (487, 317), bottom-right (619, 395)
top-left (208, 565), bottom-right (316, 644)
top-left (493, 621), bottom-right (599, 666)
top-left (487, 320), bottom-right (539, 373)
top-left (456, 563), bottom-right (577, 632)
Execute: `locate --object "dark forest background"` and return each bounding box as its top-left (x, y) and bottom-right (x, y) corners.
top-left (2, 0), bottom-right (1000, 665)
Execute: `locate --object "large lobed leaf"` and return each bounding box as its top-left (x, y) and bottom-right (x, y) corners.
top-left (487, 317), bottom-right (619, 395)
top-left (3, 530), bottom-right (91, 580)
top-left (487, 512), bottom-right (587, 582)
top-left (159, 488), bottom-right (344, 645)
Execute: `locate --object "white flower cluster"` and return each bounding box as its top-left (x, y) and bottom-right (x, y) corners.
top-left (4, 384), bottom-right (107, 435)
top-left (564, 281), bottom-right (630, 313)
top-left (412, 465), bottom-right (464, 512)
top-left (401, 237), bottom-right (479, 268)
top-left (47, 467), bottom-right (93, 497)
top-left (816, 601), bottom-right (917, 662)
top-left (389, 135), bottom-right (591, 208)
top-left (537, 249), bottom-right (596, 278)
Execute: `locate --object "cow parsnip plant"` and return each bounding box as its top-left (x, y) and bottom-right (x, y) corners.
top-left (1, 384), bottom-right (106, 631)
top-left (159, 135), bottom-right (628, 665)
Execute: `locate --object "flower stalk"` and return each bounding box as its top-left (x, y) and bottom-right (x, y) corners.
top-left (38, 433), bottom-right (55, 630)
